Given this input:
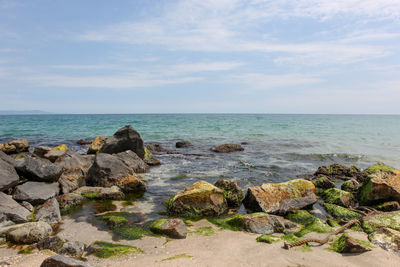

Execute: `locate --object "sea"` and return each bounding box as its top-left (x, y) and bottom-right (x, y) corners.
top-left (1, 114), bottom-right (399, 219)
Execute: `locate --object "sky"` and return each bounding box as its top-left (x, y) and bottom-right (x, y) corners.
top-left (0, 0), bottom-right (399, 114)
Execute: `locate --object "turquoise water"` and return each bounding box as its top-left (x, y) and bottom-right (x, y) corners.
top-left (1, 114), bottom-right (400, 219)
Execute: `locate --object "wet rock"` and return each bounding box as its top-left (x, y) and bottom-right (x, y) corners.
top-left (369, 227), bottom-right (400, 253)
top-left (77, 139), bottom-right (92, 145)
top-left (56, 193), bottom-right (85, 212)
top-left (15, 157), bottom-right (63, 182)
top-left (358, 163), bottom-right (400, 205)
top-left (40, 254), bottom-right (96, 267)
top-left (73, 186), bottom-right (124, 200)
top-left (143, 147), bottom-right (161, 166)
top-left (57, 241), bottom-right (85, 257)
top-left (176, 141), bottom-right (192, 148)
top-left (362, 211), bottom-right (400, 233)
top-left (87, 136), bottom-right (106, 154)
top-left (86, 153), bottom-right (146, 194)
top-left (100, 125), bottom-right (145, 159)
top-left (0, 192), bottom-right (31, 223)
top-left (149, 218), bottom-right (187, 239)
top-left (314, 163), bottom-right (360, 180)
top-left (13, 181), bottom-right (60, 205)
top-left (37, 235), bottom-right (65, 251)
top-left (242, 213), bottom-right (300, 234)
top-left (211, 144), bottom-right (244, 153)
top-left (214, 179), bottom-right (244, 208)
top-left (0, 139), bottom-right (29, 155)
top-left (374, 201), bottom-right (400, 212)
top-left (243, 179), bottom-right (317, 215)
top-left (322, 203), bottom-right (362, 222)
top-left (0, 151), bottom-right (17, 167)
top-left (168, 180), bottom-right (228, 217)
top-left (35, 198), bottom-right (61, 224)
top-left (3, 221), bottom-right (52, 244)
top-left (0, 158), bottom-right (19, 191)
top-left (341, 179), bottom-right (360, 194)
top-left (146, 143), bottom-right (170, 153)
top-left (322, 188), bottom-right (356, 208)
top-left (115, 150), bottom-right (148, 173)
top-left (332, 233), bottom-right (371, 253)
top-left (311, 175), bottom-right (335, 190)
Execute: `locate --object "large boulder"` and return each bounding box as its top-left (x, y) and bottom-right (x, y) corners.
top-left (0, 192), bottom-right (31, 223)
top-left (242, 213), bottom-right (300, 234)
top-left (87, 136), bottom-right (106, 154)
top-left (86, 153), bottom-right (146, 193)
top-left (115, 150), bottom-right (148, 173)
top-left (0, 139), bottom-right (29, 154)
top-left (73, 186), bottom-right (124, 200)
top-left (331, 233), bottom-right (371, 253)
top-left (0, 151), bottom-right (18, 167)
top-left (100, 126), bottom-right (145, 159)
top-left (13, 181), bottom-right (60, 205)
top-left (16, 157), bottom-right (63, 182)
top-left (314, 163), bottom-right (360, 180)
top-left (358, 163), bottom-right (400, 205)
top-left (322, 188), bottom-right (356, 208)
top-left (0, 158), bottom-right (19, 191)
top-left (167, 181), bottom-right (228, 217)
top-left (214, 179), bottom-right (244, 208)
top-left (3, 221), bottom-right (52, 244)
top-left (368, 227), bottom-right (400, 253)
top-left (211, 144), bottom-right (244, 153)
top-left (35, 198), bottom-right (61, 224)
top-left (243, 179), bottom-right (317, 215)
top-left (40, 254), bottom-right (96, 267)
top-left (149, 218), bottom-right (187, 239)
top-left (362, 211), bottom-right (400, 233)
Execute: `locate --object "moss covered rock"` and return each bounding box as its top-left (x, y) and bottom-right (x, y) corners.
top-left (358, 163), bottom-right (400, 205)
top-left (341, 179), bottom-right (360, 194)
top-left (243, 179), bottom-right (317, 215)
top-left (322, 188), bottom-right (356, 208)
top-left (368, 227), bottom-right (400, 253)
top-left (331, 233), bottom-right (371, 253)
top-left (211, 144), bottom-right (244, 153)
top-left (312, 175), bottom-right (335, 190)
top-left (322, 203), bottom-right (362, 222)
top-left (314, 164), bottom-right (360, 180)
top-left (53, 144), bottom-right (68, 151)
top-left (149, 218), bottom-right (187, 239)
top-left (256, 234), bottom-right (281, 244)
top-left (285, 210), bottom-right (315, 225)
top-left (374, 201), bottom-right (400, 212)
top-left (87, 136), bottom-right (106, 154)
top-left (295, 218), bottom-right (332, 237)
top-left (214, 179), bottom-right (244, 208)
top-left (90, 241), bottom-right (143, 258)
top-left (362, 211), bottom-right (400, 233)
top-left (168, 181), bottom-right (228, 218)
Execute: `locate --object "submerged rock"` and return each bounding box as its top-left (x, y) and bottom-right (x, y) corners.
top-left (77, 139), bottom-right (92, 145)
top-left (87, 136), bottom-right (106, 154)
top-left (0, 139), bottom-right (29, 155)
top-left (16, 157), bottom-right (63, 182)
top-left (362, 211), bottom-right (400, 233)
top-left (3, 221), bottom-right (52, 244)
top-left (176, 141), bottom-right (192, 148)
top-left (168, 181), bottom-right (228, 217)
top-left (149, 218), bottom-right (187, 239)
top-left (73, 186), bottom-right (124, 200)
top-left (368, 227), bottom-right (400, 253)
top-left (322, 188), bottom-right (356, 208)
top-left (211, 144), bottom-right (244, 153)
top-left (100, 125), bottom-right (145, 158)
top-left (0, 158), bottom-right (19, 191)
top-left (56, 193), bottom-right (85, 213)
top-left (13, 181), bottom-right (60, 205)
top-left (358, 163), bottom-right (400, 205)
top-left (40, 254), bottom-right (96, 267)
top-left (242, 213), bottom-right (300, 234)
top-left (146, 143), bottom-right (170, 153)
top-left (143, 147), bottom-right (161, 166)
top-left (331, 234), bottom-right (371, 253)
top-left (243, 179), bottom-right (317, 215)
top-left (35, 198), bottom-right (61, 224)
top-left (0, 192), bottom-right (31, 223)
top-left (214, 179), bottom-right (244, 208)
top-left (314, 163), bottom-right (360, 180)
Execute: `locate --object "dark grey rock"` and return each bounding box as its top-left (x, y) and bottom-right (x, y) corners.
top-left (16, 157), bottom-right (63, 182)
top-left (115, 150), bottom-right (148, 173)
top-left (35, 198), bottom-right (61, 224)
top-left (100, 125), bottom-right (145, 159)
top-left (40, 254), bottom-right (97, 267)
top-left (0, 192), bottom-right (31, 223)
top-left (13, 181), bottom-right (60, 205)
top-left (0, 151), bottom-right (17, 167)
top-left (57, 241), bottom-right (85, 257)
top-left (37, 235), bottom-right (65, 251)
top-left (176, 141), bottom-right (192, 148)
top-left (0, 158), bottom-right (19, 191)
top-left (214, 179), bottom-right (244, 208)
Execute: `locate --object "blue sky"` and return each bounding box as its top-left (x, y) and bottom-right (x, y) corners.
top-left (0, 0), bottom-right (399, 114)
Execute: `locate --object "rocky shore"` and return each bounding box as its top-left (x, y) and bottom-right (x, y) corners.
top-left (1, 125), bottom-right (400, 266)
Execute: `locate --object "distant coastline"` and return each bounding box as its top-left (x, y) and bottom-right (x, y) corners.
top-left (0, 110), bottom-right (51, 115)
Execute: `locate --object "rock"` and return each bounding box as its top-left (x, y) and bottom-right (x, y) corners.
top-left (167, 180), bottom-right (228, 217)
top-left (0, 139), bottom-right (29, 154)
top-left (115, 150), bottom-right (148, 173)
top-left (21, 201), bottom-right (34, 212)
top-left (322, 188), bottom-right (356, 208)
top-left (10, 152), bottom-right (29, 160)
top-left (322, 203), bottom-right (362, 222)
top-left (4, 221), bottom-right (52, 244)
top-left (331, 233), bottom-right (371, 253)
top-left (146, 143), bottom-right (170, 153)
top-left (285, 210), bottom-right (315, 225)
top-left (243, 179), bottom-right (317, 215)
top-left (86, 153), bottom-right (146, 194)
top-left (0, 212), bottom-right (15, 228)
top-left (0, 158), bottom-right (19, 191)
top-left (57, 241), bottom-right (85, 257)
top-left (149, 218), bottom-right (187, 239)
top-left (35, 198), bottom-right (61, 224)
top-left (369, 227), bottom-right (400, 253)
top-left (242, 213), bottom-right (300, 234)
top-left (77, 139), bottom-right (92, 145)
top-left (87, 136), bottom-right (106, 154)
top-left (32, 146), bottom-right (52, 158)
top-left (143, 147), bottom-right (161, 166)
top-left (73, 186), bottom-right (124, 200)
top-left (362, 211), bottom-right (400, 233)
top-left (176, 141), bottom-right (191, 148)
top-left (37, 235), bottom-right (65, 251)
top-left (311, 175), bottom-right (335, 190)
top-left (16, 157), bottom-right (63, 182)
top-left (58, 170), bottom-right (86, 194)
top-left (13, 181), bottom-right (60, 205)
top-left (40, 254), bottom-right (96, 267)
top-left (0, 192), bottom-right (31, 223)
top-left (211, 144), bottom-right (244, 153)
top-left (341, 179), bottom-right (360, 194)
top-left (53, 144), bottom-right (68, 151)
top-left (43, 150), bottom-right (66, 163)
top-left (214, 179), bottom-right (244, 208)
top-left (374, 201), bottom-right (400, 212)
top-left (314, 164), bottom-right (360, 180)
top-left (0, 151), bottom-right (18, 167)
top-left (358, 163), bottom-right (400, 205)
top-left (100, 126), bottom-right (145, 159)
top-left (56, 193), bottom-right (85, 213)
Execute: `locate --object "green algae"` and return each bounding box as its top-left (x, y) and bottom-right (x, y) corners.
top-left (207, 214), bottom-right (245, 231)
top-left (60, 204), bottom-right (83, 216)
top-left (191, 226), bottom-right (215, 236)
top-left (92, 241), bottom-right (143, 258)
top-left (160, 253), bottom-right (193, 262)
top-left (363, 163), bottom-right (394, 175)
top-left (327, 219), bottom-right (340, 227)
top-left (101, 215), bottom-right (128, 227)
top-left (92, 200), bottom-right (117, 213)
top-left (322, 188), bottom-right (354, 207)
top-left (149, 219), bottom-right (168, 235)
top-left (285, 210), bottom-right (315, 225)
top-left (112, 226), bottom-right (148, 240)
top-left (362, 212), bottom-right (400, 233)
top-left (18, 246), bottom-right (34, 254)
top-left (330, 234), bottom-right (374, 253)
top-left (282, 234), bottom-right (300, 243)
top-left (82, 192), bottom-right (100, 199)
top-left (295, 218), bottom-right (332, 237)
top-left (322, 203), bottom-right (362, 221)
top-left (359, 180), bottom-right (373, 205)
top-left (312, 176), bottom-right (335, 190)
top-left (256, 234), bottom-right (281, 244)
